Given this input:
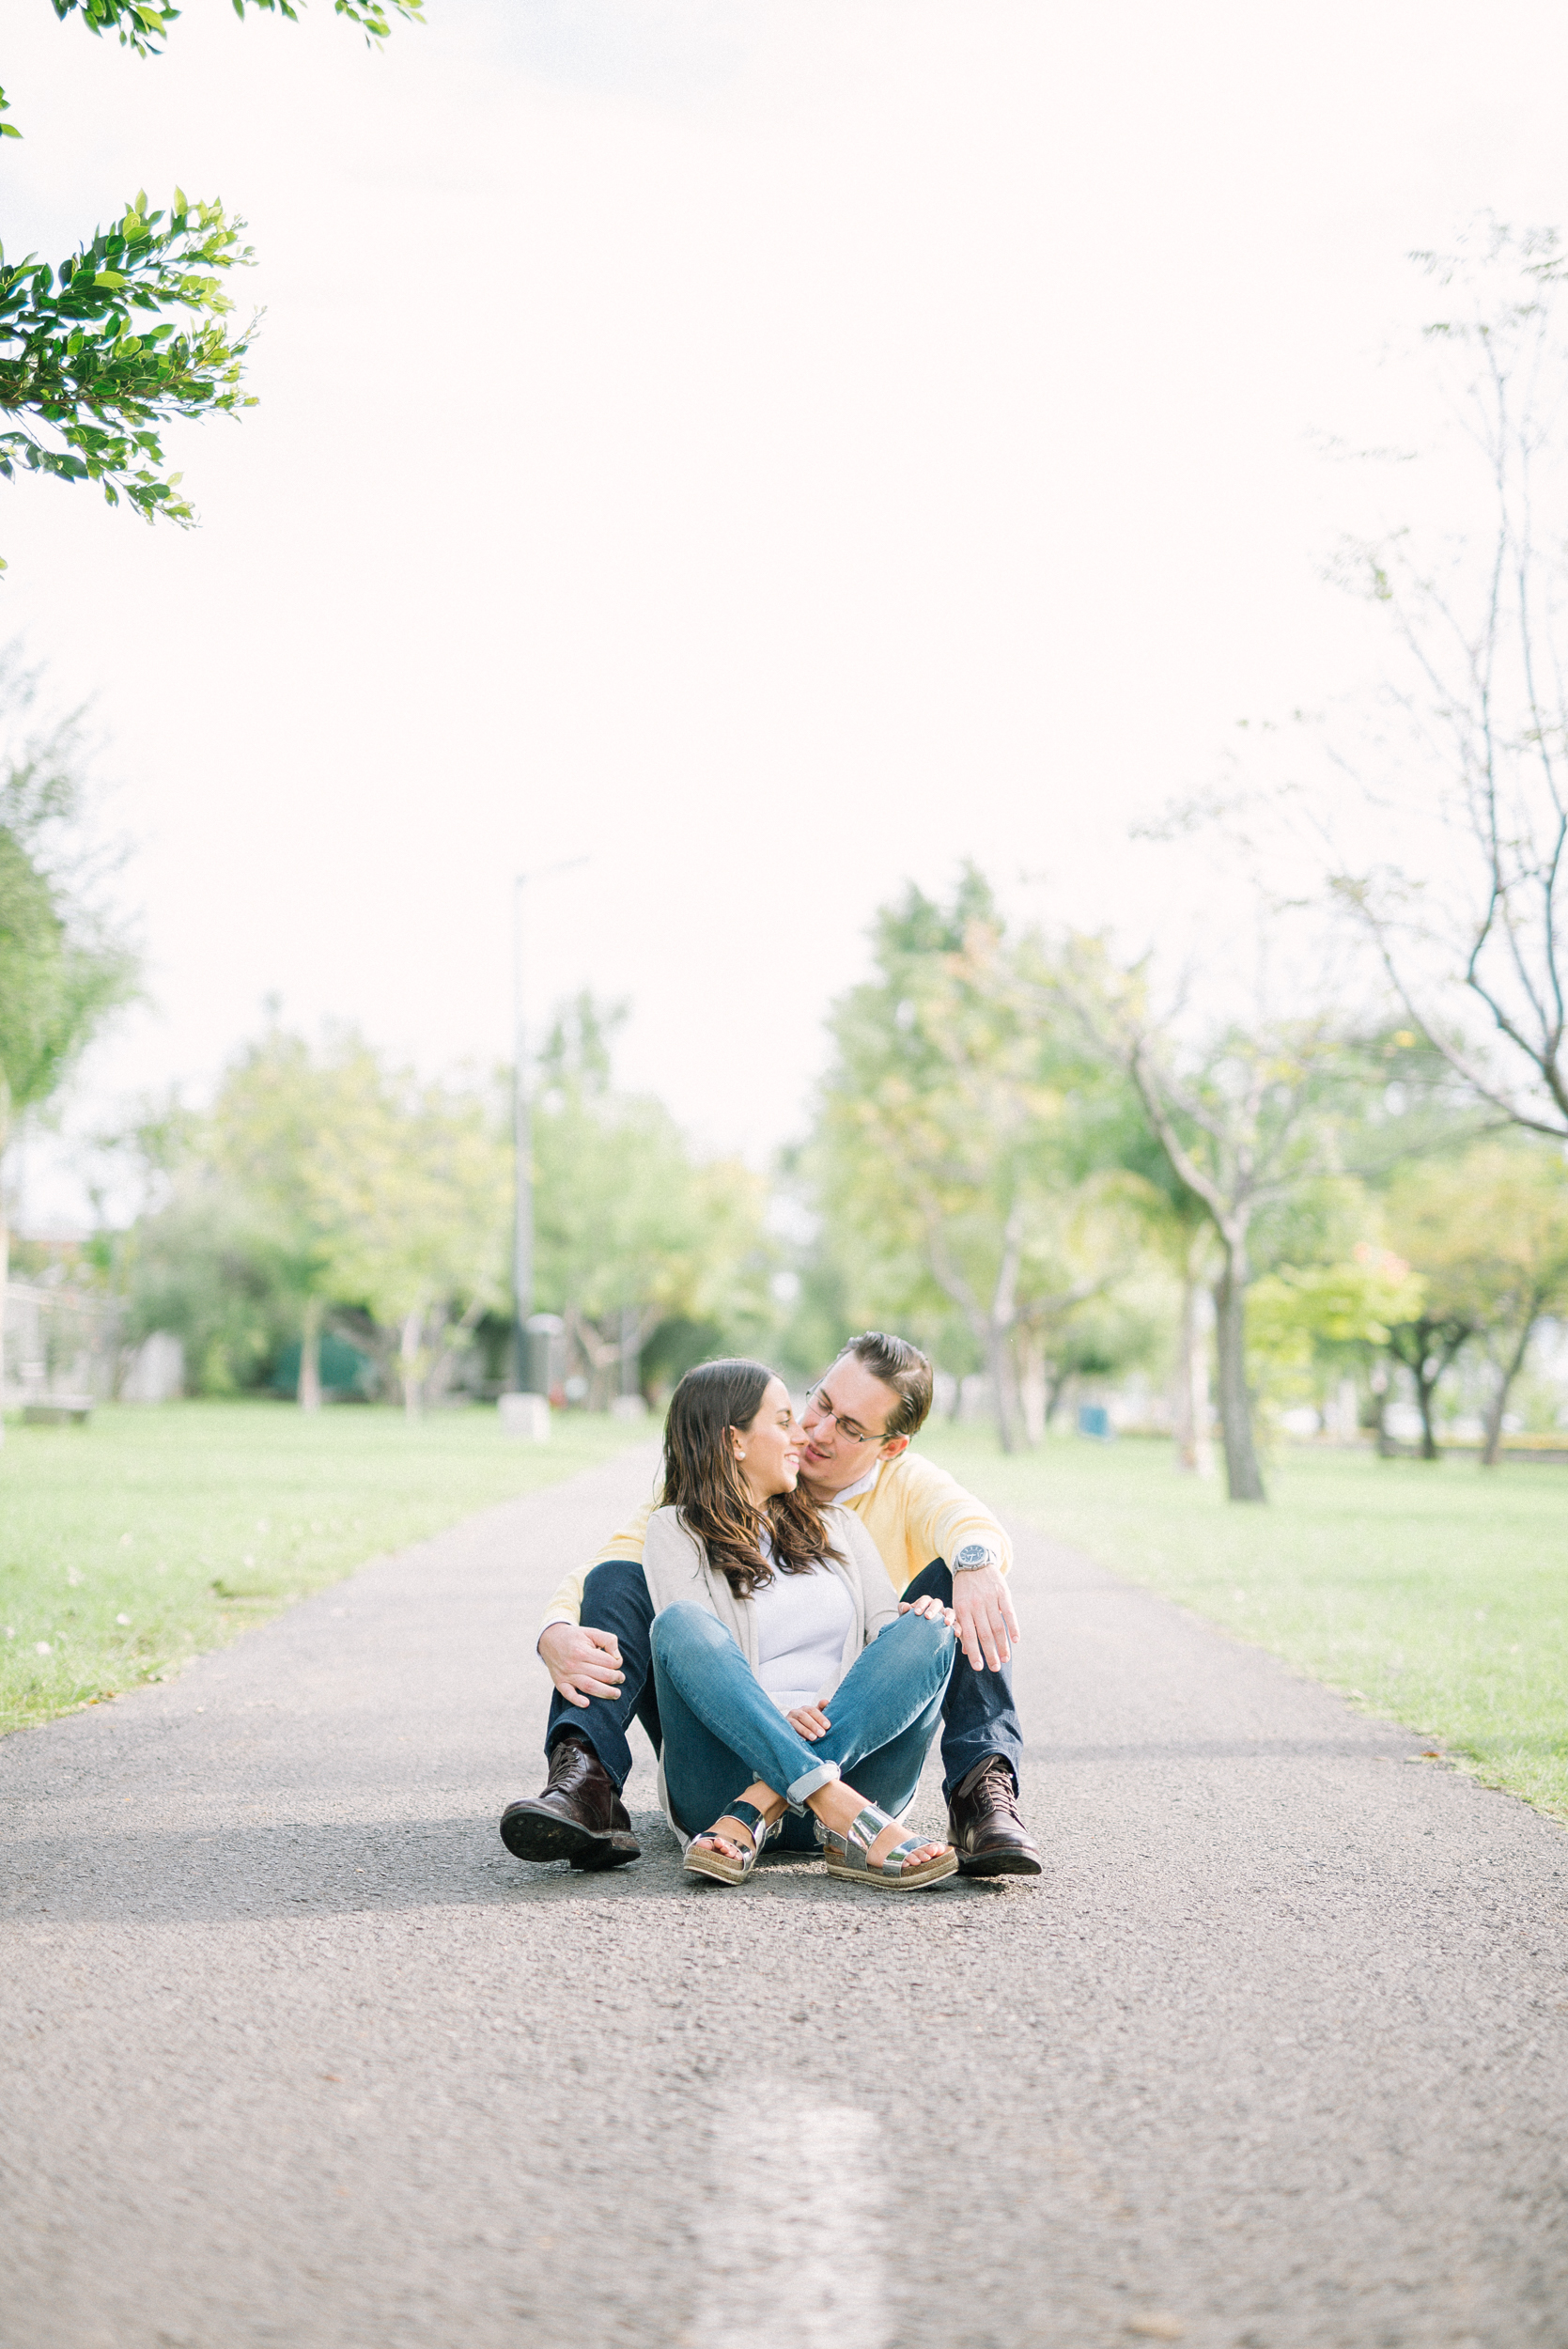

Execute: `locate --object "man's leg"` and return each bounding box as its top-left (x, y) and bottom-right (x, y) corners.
top-left (543, 1561), bottom-right (662, 1786)
top-left (500, 1560), bottom-right (660, 1870)
top-left (903, 1559), bottom-right (1042, 1878)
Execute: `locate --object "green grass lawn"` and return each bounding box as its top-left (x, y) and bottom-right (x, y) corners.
top-left (0, 1401), bottom-right (650, 1737)
top-left (920, 1424), bottom-right (1568, 1825)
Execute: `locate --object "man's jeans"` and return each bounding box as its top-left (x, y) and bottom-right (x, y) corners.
top-left (546, 1556), bottom-right (1024, 1799)
top-left (650, 1601), bottom-right (955, 1852)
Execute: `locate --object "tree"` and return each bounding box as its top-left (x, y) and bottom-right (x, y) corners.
top-left (1, 0), bottom-right (421, 556)
top-left (1384, 1138), bottom-right (1568, 1465)
top-left (1247, 1242), bottom-right (1428, 1445)
top-left (306, 1052), bottom-right (511, 1417)
top-left (0, 679), bottom-right (137, 1431)
top-left (209, 1026), bottom-right (349, 1408)
top-left (208, 1024), bottom-right (514, 1414)
top-left (119, 1174), bottom-right (300, 1395)
top-left (1048, 934), bottom-right (1393, 1502)
top-left (1329, 223), bottom-right (1568, 1144)
top-left (814, 875), bottom-right (1148, 1453)
top-left (532, 994), bottom-right (773, 1404)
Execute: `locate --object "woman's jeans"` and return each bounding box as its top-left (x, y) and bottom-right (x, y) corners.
top-left (649, 1603), bottom-right (957, 1854)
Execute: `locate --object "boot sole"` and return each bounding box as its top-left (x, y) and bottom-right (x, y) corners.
top-left (499, 1800), bottom-right (640, 1870)
top-left (955, 1844), bottom-right (1044, 1877)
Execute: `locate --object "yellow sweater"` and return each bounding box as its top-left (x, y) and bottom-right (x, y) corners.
top-left (540, 1448), bottom-right (1012, 1630)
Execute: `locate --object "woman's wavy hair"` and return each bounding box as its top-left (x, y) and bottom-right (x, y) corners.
top-left (663, 1358), bottom-right (840, 1598)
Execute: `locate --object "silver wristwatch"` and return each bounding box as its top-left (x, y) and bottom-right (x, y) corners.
top-left (953, 1543), bottom-right (1000, 1572)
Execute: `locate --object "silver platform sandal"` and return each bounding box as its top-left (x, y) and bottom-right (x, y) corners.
top-left (683, 1797), bottom-right (779, 1886)
top-left (821, 1801), bottom-right (958, 1891)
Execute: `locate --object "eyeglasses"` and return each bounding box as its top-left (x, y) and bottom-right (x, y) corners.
top-left (802, 1383), bottom-right (886, 1447)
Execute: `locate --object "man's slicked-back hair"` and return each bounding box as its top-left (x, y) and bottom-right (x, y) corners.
top-left (840, 1330), bottom-right (934, 1440)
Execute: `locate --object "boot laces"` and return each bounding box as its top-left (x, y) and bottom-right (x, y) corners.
top-left (973, 1761), bottom-right (1019, 1819)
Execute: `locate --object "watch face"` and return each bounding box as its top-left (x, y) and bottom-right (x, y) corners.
top-left (955, 1543), bottom-right (990, 1567)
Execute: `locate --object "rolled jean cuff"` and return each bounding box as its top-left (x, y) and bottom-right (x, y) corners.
top-left (786, 1758), bottom-right (840, 1808)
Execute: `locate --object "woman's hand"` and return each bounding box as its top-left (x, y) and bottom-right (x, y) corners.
top-left (897, 1594), bottom-right (957, 1632)
top-left (785, 1702), bottom-right (832, 1740)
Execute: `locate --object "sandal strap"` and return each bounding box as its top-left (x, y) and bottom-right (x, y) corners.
top-left (823, 1804), bottom-right (931, 1876)
top-left (846, 1803), bottom-right (897, 1858)
top-left (823, 1803), bottom-right (901, 1874)
top-left (870, 1836), bottom-right (926, 1876)
top-left (695, 1798), bottom-right (774, 1872)
top-left (724, 1798), bottom-right (771, 1850)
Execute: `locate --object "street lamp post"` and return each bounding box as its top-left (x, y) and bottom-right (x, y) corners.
top-left (511, 858), bottom-right (587, 1394)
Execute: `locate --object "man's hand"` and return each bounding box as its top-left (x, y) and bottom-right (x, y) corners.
top-left (537, 1621), bottom-right (624, 1707)
top-left (946, 1564), bottom-right (1019, 1672)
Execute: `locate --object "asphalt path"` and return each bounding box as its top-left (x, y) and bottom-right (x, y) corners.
top-left (3, 1439), bottom-right (1567, 2349)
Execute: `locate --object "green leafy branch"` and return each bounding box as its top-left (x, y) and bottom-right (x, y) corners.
top-left (43, 0), bottom-right (423, 58)
top-left (3, 0), bottom-right (423, 135)
top-left (0, 192), bottom-right (258, 559)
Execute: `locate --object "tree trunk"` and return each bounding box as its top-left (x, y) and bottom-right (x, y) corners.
top-left (1172, 1271), bottom-right (1215, 1476)
top-left (619, 1304), bottom-right (641, 1400)
top-left (0, 1162), bottom-right (8, 1450)
top-left (1482, 1311), bottom-right (1538, 1467)
top-left (400, 1308), bottom-right (424, 1420)
top-left (1415, 1357), bottom-right (1441, 1462)
top-left (1368, 1365), bottom-right (1394, 1455)
top-left (297, 1295), bottom-right (322, 1413)
top-left (1213, 1244), bottom-right (1265, 1502)
top-left (986, 1323), bottom-right (1019, 1454)
top-left (1017, 1330), bottom-right (1047, 1447)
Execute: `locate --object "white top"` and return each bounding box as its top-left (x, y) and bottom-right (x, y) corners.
top-left (751, 1549), bottom-right (856, 1714)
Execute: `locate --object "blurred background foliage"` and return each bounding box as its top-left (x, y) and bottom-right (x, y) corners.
top-left (7, 840), bottom-right (1568, 1505)
top-left (4, 713), bottom-right (1568, 1490)
top-left (1, 845), bottom-right (1560, 1501)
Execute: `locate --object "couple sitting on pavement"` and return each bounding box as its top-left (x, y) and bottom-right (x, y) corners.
top-left (501, 1330), bottom-right (1041, 1885)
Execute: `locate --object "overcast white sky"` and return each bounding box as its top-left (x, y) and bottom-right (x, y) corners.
top-left (7, 0), bottom-right (1568, 1216)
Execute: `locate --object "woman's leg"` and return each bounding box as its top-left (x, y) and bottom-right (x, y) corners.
top-left (834, 1691), bottom-right (946, 1820)
top-left (814, 1608), bottom-right (957, 1781)
top-left (653, 1664), bottom-right (784, 1853)
top-left (655, 1602), bottom-right (955, 1874)
top-left (650, 1604), bottom-right (842, 1810)
top-left (807, 1610), bottom-right (957, 1869)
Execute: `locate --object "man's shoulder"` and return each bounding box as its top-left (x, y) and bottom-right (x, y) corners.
top-left (877, 1446), bottom-right (966, 1502)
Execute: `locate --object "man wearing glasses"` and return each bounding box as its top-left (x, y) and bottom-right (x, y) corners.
top-left (500, 1330), bottom-right (1042, 1877)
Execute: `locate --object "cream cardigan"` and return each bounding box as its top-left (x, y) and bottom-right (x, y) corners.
top-left (642, 1501), bottom-right (903, 1840)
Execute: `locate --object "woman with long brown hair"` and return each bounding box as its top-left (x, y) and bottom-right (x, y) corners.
top-left (644, 1358), bottom-right (959, 1890)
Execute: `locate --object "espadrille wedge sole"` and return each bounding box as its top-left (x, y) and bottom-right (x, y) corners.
top-left (682, 1797), bottom-right (779, 1886)
top-left (820, 1801), bottom-right (958, 1891)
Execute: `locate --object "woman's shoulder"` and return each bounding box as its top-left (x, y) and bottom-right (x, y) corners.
top-left (643, 1505), bottom-right (722, 1608)
top-left (645, 1502), bottom-right (699, 1561)
top-left (821, 1503), bottom-right (881, 1566)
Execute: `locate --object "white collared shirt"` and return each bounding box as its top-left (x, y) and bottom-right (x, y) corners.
top-left (829, 1457), bottom-right (884, 1506)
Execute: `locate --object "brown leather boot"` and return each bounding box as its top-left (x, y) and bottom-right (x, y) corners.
top-left (499, 1733), bottom-right (641, 1870)
top-left (947, 1755), bottom-right (1043, 1877)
